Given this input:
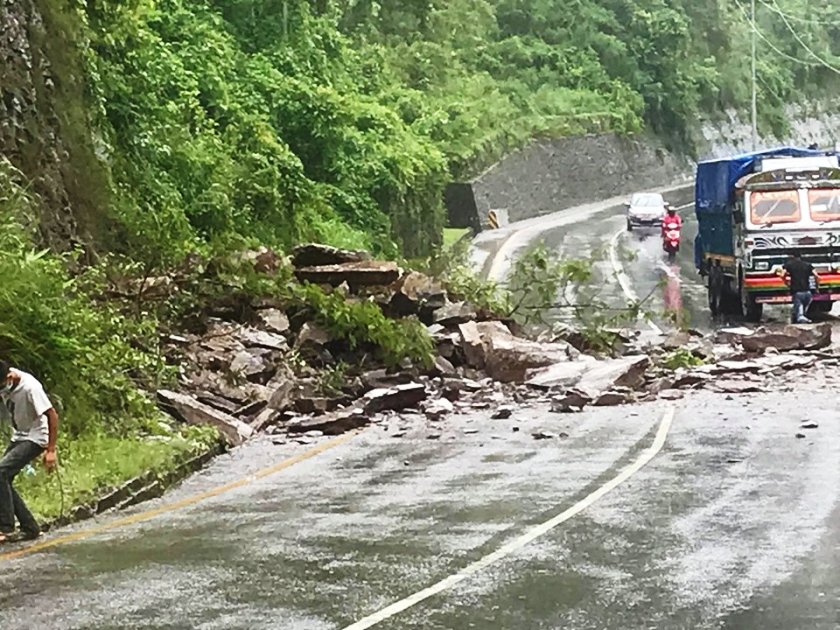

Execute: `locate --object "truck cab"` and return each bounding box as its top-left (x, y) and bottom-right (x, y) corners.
top-left (696, 148), bottom-right (840, 321)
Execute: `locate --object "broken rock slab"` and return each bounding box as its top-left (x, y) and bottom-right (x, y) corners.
top-left (710, 380), bottom-right (766, 394)
top-left (434, 301), bottom-right (478, 326)
top-left (726, 323), bottom-right (832, 353)
top-left (257, 308), bottom-right (290, 335)
top-left (575, 355), bottom-right (650, 399)
top-left (484, 335), bottom-right (578, 383)
top-left (363, 383), bottom-right (428, 414)
top-left (550, 389), bottom-right (591, 412)
top-left (157, 390), bottom-right (254, 446)
top-left (594, 390), bottom-right (630, 406)
top-left (294, 261), bottom-right (400, 287)
top-left (390, 271), bottom-right (448, 318)
top-left (525, 358), bottom-right (598, 390)
top-left (423, 398), bottom-right (455, 420)
top-left (240, 328), bottom-right (288, 352)
top-left (286, 408), bottom-right (370, 435)
top-left (291, 243), bottom-right (371, 268)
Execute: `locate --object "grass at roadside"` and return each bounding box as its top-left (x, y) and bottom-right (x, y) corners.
top-left (11, 426), bottom-right (218, 522)
top-left (443, 228), bottom-right (471, 250)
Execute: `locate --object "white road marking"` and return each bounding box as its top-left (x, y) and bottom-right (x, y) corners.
top-left (608, 229), bottom-right (664, 335)
top-left (483, 184), bottom-right (694, 282)
top-left (342, 407), bottom-right (677, 630)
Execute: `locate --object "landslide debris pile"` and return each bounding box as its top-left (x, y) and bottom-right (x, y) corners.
top-left (154, 244), bottom-right (837, 445)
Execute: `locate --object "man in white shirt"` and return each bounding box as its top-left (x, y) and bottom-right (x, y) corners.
top-left (0, 361), bottom-right (59, 543)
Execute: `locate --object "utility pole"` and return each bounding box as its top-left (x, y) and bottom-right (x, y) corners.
top-left (751, 0), bottom-right (758, 150)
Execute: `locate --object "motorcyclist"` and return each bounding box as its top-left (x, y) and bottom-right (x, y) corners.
top-left (661, 204), bottom-right (682, 234)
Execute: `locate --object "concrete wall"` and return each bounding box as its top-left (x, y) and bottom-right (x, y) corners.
top-left (446, 134), bottom-right (690, 231)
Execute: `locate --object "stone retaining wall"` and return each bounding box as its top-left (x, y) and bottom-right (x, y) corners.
top-left (446, 133), bottom-right (690, 231)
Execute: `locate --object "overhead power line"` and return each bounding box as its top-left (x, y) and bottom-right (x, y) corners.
top-left (733, 0), bottom-right (821, 68)
top-left (758, 0), bottom-right (840, 27)
top-left (765, 0), bottom-right (840, 76)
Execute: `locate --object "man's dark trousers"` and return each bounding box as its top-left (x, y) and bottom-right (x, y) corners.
top-left (0, 440), bottom-right (43, 534)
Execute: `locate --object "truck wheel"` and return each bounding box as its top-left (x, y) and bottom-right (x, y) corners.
top-left (708, 269), bottom-right (722, 316)
top-left (809, 301), bottom-right (833, 315)
top-left (742, 294), bottom-right (763, 323)
top-left (739, 272), bottom-right (763, 322)
top-left (626, 220), bottom-right (633, 232)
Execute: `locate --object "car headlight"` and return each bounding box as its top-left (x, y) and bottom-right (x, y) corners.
top-left (754, 261), bottom-right (770, 271)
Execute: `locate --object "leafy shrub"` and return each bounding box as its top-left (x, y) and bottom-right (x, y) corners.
top-left (661, 348), bottom-right (705, 370)
top-left (0, 161), bottom-right (163, 436)
top-left (292, 283), bottom-right (434, 368)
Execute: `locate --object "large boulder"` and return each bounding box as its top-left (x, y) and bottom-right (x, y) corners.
top-left (363, 383), bottom-right (428, 414)
top-left (157, 390), bottom-right (254, 446)
top-left (575, 355), bottom-right (650, 398)
top-left (525, 358), bottom-right (598, 390)
top-left (294, 261), bottom-right (400, 287)
top-left (719, 323), bottom-right (832, 353)
top-left (390, 271), bottom-right (448, 319)
top-left (458, 320), bottom-right (577, 382)
top-left (286, 408), bottom-right (370, 435)
top-left (434, 301), bottom-right (478, 326)
top-left (291, 243), bottom-right (371, 268)
top-left (484, 335), bottom-right (576, 382)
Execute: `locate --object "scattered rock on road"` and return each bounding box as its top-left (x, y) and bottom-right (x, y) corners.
top-left (491, 405), bottom-right (515, 419)
top-left (719, 323), bottom-right (832, 353)
top-left (363, 383), bottom-right (428, 414)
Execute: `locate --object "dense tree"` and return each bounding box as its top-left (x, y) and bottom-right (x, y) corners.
top-left (63, 0), bottom-right (840, 260)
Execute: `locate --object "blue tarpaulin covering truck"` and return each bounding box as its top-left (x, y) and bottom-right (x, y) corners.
top-left (695, 147), bottom-right (840, 321)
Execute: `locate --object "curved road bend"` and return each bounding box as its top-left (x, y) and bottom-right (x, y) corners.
top-left (473, 183), bottom-right (712, 331)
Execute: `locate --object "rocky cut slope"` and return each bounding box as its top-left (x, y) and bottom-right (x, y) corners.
top-left (0, 0), bottom-right (109, 249)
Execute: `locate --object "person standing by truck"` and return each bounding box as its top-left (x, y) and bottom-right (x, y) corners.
top-left (0, 361), bottom-right (59, 543)
top-left (781, 252), bottom-right (820, 324)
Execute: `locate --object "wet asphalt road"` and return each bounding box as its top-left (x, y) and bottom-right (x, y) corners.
top-left (4, 194), bottom-right (840, 628)
top-left (3, 382), bottom-right (840, 629)
top-left (473, 185), bottom-right (820, 330)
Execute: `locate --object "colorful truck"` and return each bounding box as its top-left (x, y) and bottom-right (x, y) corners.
top-left (695, 147), bottom-right (840, 321)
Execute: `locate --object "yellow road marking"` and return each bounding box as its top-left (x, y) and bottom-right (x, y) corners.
top-left (0, 432), bottom-right (355, 562)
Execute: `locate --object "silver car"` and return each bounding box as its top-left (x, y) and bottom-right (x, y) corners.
top-left (625, 192), bottom-right (668, 231)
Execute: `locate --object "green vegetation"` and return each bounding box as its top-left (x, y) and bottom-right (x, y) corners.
top-left (2, 0), bottom-right (840, 520)
top-left (661, 347), bottom-right (706, 370)
top-left (11, 429), bottom-right (216, 521)
top-left (443, 228), bottom-right (472, 251)
top-left (292, 283), bottom-right (435, 368)
top-left (61, 0), bottom-right (840, 264)
top-left (0, 161), bottom-right (215, 520)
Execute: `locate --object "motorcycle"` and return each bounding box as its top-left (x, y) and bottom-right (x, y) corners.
top-left (662, 219), bottom-right (681, 263)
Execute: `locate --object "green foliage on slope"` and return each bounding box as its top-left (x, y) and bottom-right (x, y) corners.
top-left (70, 0), bottom-right (840, 262)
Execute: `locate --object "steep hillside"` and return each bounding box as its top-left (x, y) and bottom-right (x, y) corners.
top-left (4, 0), bottom-right (839, 260)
